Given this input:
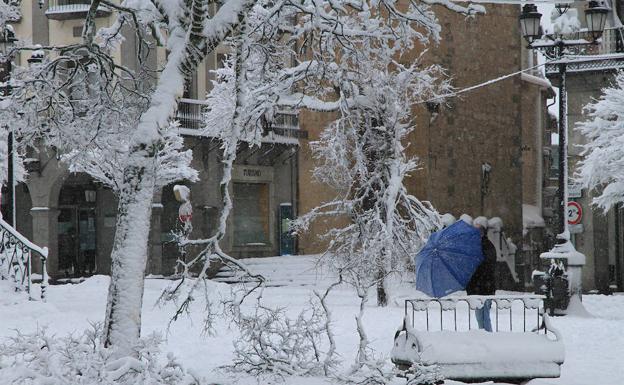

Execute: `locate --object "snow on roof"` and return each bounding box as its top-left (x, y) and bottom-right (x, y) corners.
top-left (549, 52), bottom-right (624, 64)
top-left (520, 73), bottom-right (552, 89)
top-left (523, 204), bottom-right (546, 230)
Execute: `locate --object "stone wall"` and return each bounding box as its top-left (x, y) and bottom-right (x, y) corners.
top-left (297, 4), bottom-right (538, 260)
top-left (406, 4), bottom-right (525, 243)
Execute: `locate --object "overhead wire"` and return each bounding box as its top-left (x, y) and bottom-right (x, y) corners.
top-left (419, 59), bottom-right (554, 105)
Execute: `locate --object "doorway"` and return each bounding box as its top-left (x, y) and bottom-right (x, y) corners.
top-left (57, 181), bottom-right (98, 277)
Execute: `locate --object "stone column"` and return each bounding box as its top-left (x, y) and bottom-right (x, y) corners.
top-left (29, 207), bottom-right (59, 276)
top-left (147, 194), bottom-right (163, 276)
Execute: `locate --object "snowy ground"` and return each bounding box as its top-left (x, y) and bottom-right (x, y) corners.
top-left (1, 258), bottom-right (623, 385)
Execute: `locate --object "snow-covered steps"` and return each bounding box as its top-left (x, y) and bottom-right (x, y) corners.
top-left (213, 255), bottom-right (333, 287)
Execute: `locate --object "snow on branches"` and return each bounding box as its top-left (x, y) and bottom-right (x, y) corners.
top-left (171, 0), bottom-right (482, 313)
top-left (228, 298), bottom-right (338, 378)
top-left (294, 63), bottom-right (444, 304)
top-left (0, 324), bottom-right (204, 385)
top-left (0, 3), bottom-right (19, 30)
top-left (576, 71), bottom-right (624, 211)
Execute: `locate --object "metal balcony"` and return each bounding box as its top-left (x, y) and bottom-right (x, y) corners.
top-left (46, 0), bottom-right (111, 21)
top-left (176, 98), bottom-right (308, 141)
top-left (544, 27), bottom-right (624, 77)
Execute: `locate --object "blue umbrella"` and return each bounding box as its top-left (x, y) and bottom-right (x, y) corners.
top-left (415, 220), bottom-right (484, 298)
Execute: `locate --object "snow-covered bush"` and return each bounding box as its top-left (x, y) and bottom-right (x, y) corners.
top-left (0, 325), bottom-right (203, 385)
top-left (576, 71), bottom-right (624, 211)
top-left (227, 298), bottom-right (338, 378)
top-left (404, 363), bottom-right (444, 385)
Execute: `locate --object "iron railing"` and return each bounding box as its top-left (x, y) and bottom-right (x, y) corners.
top-left (176, 98), bottom-right (307, 139)
top-left (46, 0), bottom-right (111, 15)
top-left (404, 294), bottom-right (546, 334)
top-left (177, 98), bottom-right (208, 131)
top-left (0, 218), bottom-right (48, 301)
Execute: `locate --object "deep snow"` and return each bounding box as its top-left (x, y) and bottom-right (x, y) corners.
top-left (1, 265), bottom-right (623, 385)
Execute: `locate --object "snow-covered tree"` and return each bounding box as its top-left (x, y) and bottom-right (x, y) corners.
top-left (0, 2), bottom-right (19, 30)
top-left (576, 71), bottom-right (624, 211)
top-left (295, 63), bottom-right (445, 307)
top-left (168, 0), bottom-right (482, 378)
top-left (3, 0), bottom-right (485, 361)
top-left (0, 2), bottom-right (209, 356)
top-left (168, 0), bottom-right (483, 313)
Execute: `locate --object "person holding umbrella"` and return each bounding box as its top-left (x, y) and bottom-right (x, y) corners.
top-left (414, 219), bottom-right (484, 298)
top-left (466, 217), bottom-right (497, 332)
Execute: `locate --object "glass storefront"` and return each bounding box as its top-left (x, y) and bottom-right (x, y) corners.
top-left (57, 183), bottom-right (98, 277)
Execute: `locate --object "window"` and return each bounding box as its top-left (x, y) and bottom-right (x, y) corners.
top-left (232, 183), bottom-right (270, 246)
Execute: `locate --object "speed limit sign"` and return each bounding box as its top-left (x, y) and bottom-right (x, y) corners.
top-left (567, 201), bottom-right (583, 225)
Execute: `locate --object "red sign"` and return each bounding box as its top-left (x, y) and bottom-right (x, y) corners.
top-left (567, 201), bottom-right (583, 225)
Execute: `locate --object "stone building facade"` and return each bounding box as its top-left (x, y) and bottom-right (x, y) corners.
top-left (13, 0), bottom-right (613, 292)
top-left (297, 4), bottom-right (554, 290)
top-left (3, 0), bottom-right (303, 279)
top-left (555, 63), bottom-right (624, 293)
top-left (538, 0), bottom-right (624, 293)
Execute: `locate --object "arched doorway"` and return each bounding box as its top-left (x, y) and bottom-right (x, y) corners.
top-left (57, 173), bottom-right (98, 277)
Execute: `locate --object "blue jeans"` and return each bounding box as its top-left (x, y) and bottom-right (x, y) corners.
top-left (475, 299), bottom-right (492, 332)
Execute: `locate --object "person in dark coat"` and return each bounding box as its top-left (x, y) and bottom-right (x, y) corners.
top-left (466, 220), bottom-right (497, 331)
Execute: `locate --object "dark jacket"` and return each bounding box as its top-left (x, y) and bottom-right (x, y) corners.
top-left (466, 236), bottom-right (497, 295)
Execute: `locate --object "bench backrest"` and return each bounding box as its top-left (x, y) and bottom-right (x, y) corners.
top-left (405, 295), bottom-right (546, 333)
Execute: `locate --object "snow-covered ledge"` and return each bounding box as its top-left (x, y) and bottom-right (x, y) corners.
top-left (521, 72), bottom-right (553, 89)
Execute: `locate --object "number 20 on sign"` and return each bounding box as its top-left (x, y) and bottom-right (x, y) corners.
top-left (567, 201), bottom-right (582, 225)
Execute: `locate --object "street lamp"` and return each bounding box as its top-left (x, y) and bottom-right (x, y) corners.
top-left (0, 25), bottom-right (17, 95)
top-left (519, 1), bottom-right (607, 238)
top-left (519, 4), bottom-right (542, 44)
top-left (585, 1), bottom-right (609, 40)
top-left (519, 2), bottom-right (608, 309)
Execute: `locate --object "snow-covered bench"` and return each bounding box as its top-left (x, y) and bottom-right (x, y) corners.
top-left (391, 295), bottom-right (564, 384)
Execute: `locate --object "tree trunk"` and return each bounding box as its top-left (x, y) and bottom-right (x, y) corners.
top-left (376, 266), bottom-right (387, 307)
top-left (103, 163), bottom-right (156, 354)
top-left (376, 281), bottom-right (387, 306)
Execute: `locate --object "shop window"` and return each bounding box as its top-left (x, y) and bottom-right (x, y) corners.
top-left (233, 182), bottom-right (270, 246)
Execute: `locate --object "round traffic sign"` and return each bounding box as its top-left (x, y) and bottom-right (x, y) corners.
top-left (567, 201), bottom-right (582, 225)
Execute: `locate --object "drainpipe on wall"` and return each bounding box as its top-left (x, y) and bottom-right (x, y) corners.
top-left (616, 203), bottom-right (623, 291)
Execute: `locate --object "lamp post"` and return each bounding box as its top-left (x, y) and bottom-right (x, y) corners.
top-left (519, 1), bottom-right (608, 309)
top-left (519, 1), bottom-right (608, 238)
top-left (0, 25), bottom-right (17, 227)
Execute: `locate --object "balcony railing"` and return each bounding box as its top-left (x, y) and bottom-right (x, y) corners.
top-left (176, 98), bottom-right (307, 141)
top-left (46, 0), bottom-right (111, 20)
top-left (544, 27), bottom-right (624, 77)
